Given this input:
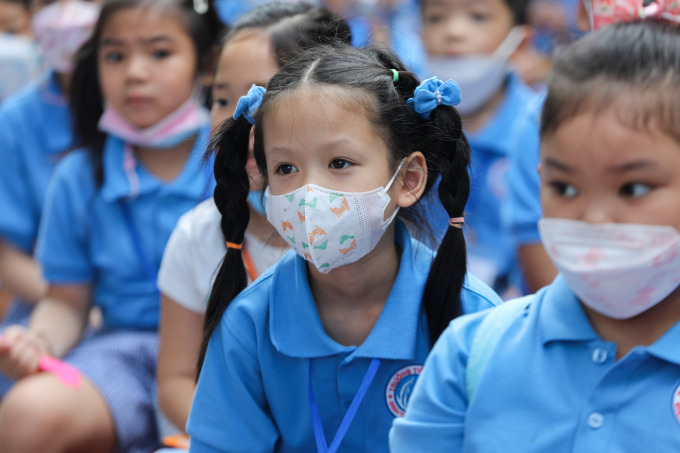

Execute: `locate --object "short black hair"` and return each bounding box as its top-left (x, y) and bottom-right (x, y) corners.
top-left (420, 0), bottom-right (532, 25)
top-left (541, 20), bottom-right (680, 142)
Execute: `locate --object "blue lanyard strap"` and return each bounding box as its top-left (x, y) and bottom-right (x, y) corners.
top-left (308, 358), bottom-right (381, 453)
top-left (120, 201), bottom-right (158, 286)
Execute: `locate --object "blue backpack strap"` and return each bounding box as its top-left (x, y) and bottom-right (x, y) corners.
top-left (465, 296), bottom-right (532, 402)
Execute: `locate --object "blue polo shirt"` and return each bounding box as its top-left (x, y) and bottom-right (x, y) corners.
top-left (391, 274), bottom-right (680, 452)
top-left (464, 73), bottom-right (541, 289)
top-left (0, 71), bottom-right (73, 253)
top-left (187, 221), bottom-right (501, 453)
top-left (36, 126), bottom-right (213, 330)
top-left (505, 92), bottom-right (545, 246)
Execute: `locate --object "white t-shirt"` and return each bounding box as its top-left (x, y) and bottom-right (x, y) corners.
top-left (158, 198), bottom-right (289, 313)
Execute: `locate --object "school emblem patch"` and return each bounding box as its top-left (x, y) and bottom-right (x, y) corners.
top-left (385, 365), bottom-right (423, 417)
top-left (673, 383), bottom-right (680, 424)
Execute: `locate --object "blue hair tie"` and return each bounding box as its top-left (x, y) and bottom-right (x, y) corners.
top-left (407, 76), bottom-right (462, 120)
top-left (234, 84), bottom-right (266, 125)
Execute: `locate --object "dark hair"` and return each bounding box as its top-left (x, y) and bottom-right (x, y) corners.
top-left (225, 2), bottom-right (352, 67)
top-left (3, 0), bottom-right (31, 8)
top-left (69, 0), bottom-right (223, 184)
top-left (420, 0), bottom-right (531, 25)
top-left (197, 4), bottom-right (352, 373)
top-left (541, 20), bottom-right (680, 141)
top-left (198, 43), bottom-right (471, 373)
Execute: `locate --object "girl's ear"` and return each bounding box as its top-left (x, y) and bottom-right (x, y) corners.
top-left (396, 151), bottom-right (427, 208)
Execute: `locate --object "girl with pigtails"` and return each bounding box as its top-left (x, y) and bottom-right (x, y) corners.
top-left (188, 44), bottom-right (501, 453)
top-left (156, 2), bottom-right (352, 437)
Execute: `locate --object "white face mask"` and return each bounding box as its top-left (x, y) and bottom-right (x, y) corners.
top-left (425, 27), bottom-right (525, 116)
top-left (539, 218), bottom-right (680, 319)
top-left (265, 160), bottom-right (405, 274)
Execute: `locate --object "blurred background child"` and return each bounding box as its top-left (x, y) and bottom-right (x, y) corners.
top-left (0, 0), bottom-right (41, 102)
top-left (0, 0), bottom-right (99, 338)
top-left (0, 0), bottom-right (222, 451)
top-left (418, 0), bottom-right (542, 297)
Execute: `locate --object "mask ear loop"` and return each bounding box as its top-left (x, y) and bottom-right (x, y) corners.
top-left (380, 157), bottom-right (410, 227)
top-left (493, 26), bottom-right (526, 60)
top-left (383, 157), bottom-right (408, 193)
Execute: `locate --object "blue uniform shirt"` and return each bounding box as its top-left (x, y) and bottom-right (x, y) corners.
top-left (36, 126), bottom-right (213, 330)
top-left (0, 71), bottom-right (73, 253)
top-left (505, 92), bottom-right (546, 247)
top-left (391, 274), bottom-right (680, 452)
top-left (187, 221), bottom-right (501, 453)
top-left (465, 73), bottom-right (541, 288)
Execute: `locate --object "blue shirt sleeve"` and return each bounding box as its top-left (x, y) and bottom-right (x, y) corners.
top-left (35, 152), bottom-right (94, 283)
top-left (188, 299), bottom-right (279, 453)
top-left (389, 311), bottom-right (486, 452)
top-left (0, 106), bottom-right (37, 252)
top-left (461, 272), bottom-right (502, 313)
top-left (505, 94), bottom-right (545, 246)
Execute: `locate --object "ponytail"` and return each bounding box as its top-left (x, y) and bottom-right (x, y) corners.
top-left (420, 108), bottom-right (471, 345)
top-left (197, 116), bottom-right (251, 375)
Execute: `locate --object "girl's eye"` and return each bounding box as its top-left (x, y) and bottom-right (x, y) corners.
top-left (620, 183), bottom-right (651, 198)
top-left (423, 13), bottom-right (443, 25)
top-left (471, 12), bottom-right (489, 22)
top-left (104, 51), bottom-right (123, 63)
top-left (550, 181), bottom-right (578, 198)
top-left (152, 49), bottom-right (171, 59)
top-left (276, 164), bottom-right (298, 175)
top-left (213, 98), bottom-right (230, 108)
top-left (329, 159), bottom-right (352, 170)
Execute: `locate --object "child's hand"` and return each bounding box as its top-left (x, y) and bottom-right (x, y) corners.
top-left (0, 326), bottom-right (50, 380)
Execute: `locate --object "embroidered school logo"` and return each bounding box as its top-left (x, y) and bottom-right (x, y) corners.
top-left (673, 383), bottom-right (680, 424)
top-left (386, 365), bottom-right (423, 417)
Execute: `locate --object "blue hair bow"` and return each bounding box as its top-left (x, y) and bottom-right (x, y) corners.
top-left (407, 76), bottom-right (462, 120)
top-left (234, 84), bottom-right (266, 125)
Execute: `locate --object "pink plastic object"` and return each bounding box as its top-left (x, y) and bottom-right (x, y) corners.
top-left (0, 334), bottom-right (81, 389)
top-left (38, 355), bottom-right (81, 389)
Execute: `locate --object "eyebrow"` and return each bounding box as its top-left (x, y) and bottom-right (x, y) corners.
top-left (608, 160), bottom-right (658, 173)
top-left (542, 157), bottom-right (572, 173)
top-left (213, 80), bottom-right (269, 91)
top-left (99, 35), bottom-right (174, 47)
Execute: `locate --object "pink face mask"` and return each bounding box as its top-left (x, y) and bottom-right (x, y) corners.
top-left (98, 98), bottom-right (210, 148)
top-left (31, 0), bottom-right (100, 73)
top-left (539, 218), bottom-right (680, 319)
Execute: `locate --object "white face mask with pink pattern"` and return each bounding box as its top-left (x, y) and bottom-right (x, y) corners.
top-left (31, 1), bottom-right (100, 73)
top-left (539, 218), bottom-right (680, 319)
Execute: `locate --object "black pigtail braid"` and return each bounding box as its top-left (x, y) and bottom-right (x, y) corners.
top-left (197, 116), bottom-right (252, 375)
top-left (420, 103), bottom-right (471, 346)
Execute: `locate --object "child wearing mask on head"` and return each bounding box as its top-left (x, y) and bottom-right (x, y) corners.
top-left (155, 2), bottom-right (352, 442)
top-left (0, 0), bottom-right (98, 340)
top-left (419, 0), bottom-right (542, 297)
top-left (187, 43), bottom-right (501, 453)
top-left (391, 16), bottom-right (680, 452)
top-left (0, 0), bottom-right (222, 451)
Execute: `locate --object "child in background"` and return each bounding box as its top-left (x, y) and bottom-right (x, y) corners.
top-left (187, 44), bottom-right (501, 453)
top-left (419, 0), bottom-right (541, 296)
top-left (0, 0), bottom-right (98, 332)
top-left (156, 1), bottom-right (352, 435)
top-left (0, 0), bottom-right (41, 101)
top-left (0, 0), bottom-right (222, 452)
top-left (0, 0), bottom-right (30, 36)
top-left (508, 0), bottom-right (652, 293)
top-left (391, 18), bottom-right (680, 452)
